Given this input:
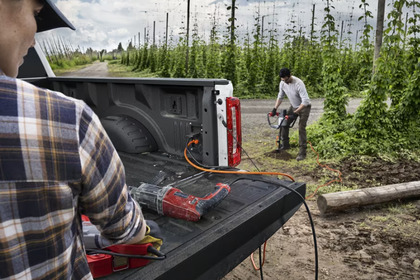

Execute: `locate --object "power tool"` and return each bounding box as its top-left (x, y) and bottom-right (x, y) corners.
top-left (267, 109), bottom-right (298, 150)
top-left (82, 216), bottom-right (165, 278)
top-left (268, 109), bottom-right (297, 129)
top-left (130, 183), bottom-right (231, 221)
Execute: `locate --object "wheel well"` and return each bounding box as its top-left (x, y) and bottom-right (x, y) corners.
top-left (101, 115), bottom-right (158, 153)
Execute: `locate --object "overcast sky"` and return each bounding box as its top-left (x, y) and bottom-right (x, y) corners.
top-left (36, 0), bottom-right (393, 52)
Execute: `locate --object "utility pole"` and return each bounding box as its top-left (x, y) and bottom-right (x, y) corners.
top-left (403, 12), bottom-right (408, 49)
top-left (230, 0), bottom-right (235, 46)
top-left (153, 21), bottom-right (156, 46)
top-left (373, 0), bottom-right (385, 67)
top-left (262, 15), bottom-right (266, 43)
top-left (138, 32), bottom-right (140, 46)
top-left (262, 12), bottom-right (277, 47)
top-left (165, 12), bottom-right (169, 47)
top-left (355, 30), bottom-right (359, 49)
top-left (310, 4), bottom-right (315, 43)
top-left (185, 0), bottom-right (190, 74)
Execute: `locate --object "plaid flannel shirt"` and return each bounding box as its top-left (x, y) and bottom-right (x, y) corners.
top-left (0, 73), bottom-right (144, 279)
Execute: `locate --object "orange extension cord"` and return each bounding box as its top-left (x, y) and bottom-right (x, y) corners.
top-left (306, 141), bottom-right (343, 199)
top-left (184, 140), bottom-right (296, 182)
top-left (184, 139), bottom-right (342, 271)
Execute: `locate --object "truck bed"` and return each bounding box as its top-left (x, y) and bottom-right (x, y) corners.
top-left (18, 49), bottom-right (306, 279)
top-left (104, 152), bottom-right (305, 280)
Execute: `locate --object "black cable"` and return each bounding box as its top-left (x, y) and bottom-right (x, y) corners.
top-left (259, 245), bottom-right (264, 280)
top-left (186, 120), bottom-right (261, 172)
top-left (185, 138), bottom-right (236, 170)
top-left (187, 146), bottom-right (234, 170)
top-left (238, 140), bottom-right (260, 172)
top-left (189, 115), bottom-right (318, 278)
top-left (219, 119), bottom-right (261, 172)
top-left (86, 248), bottom-right (166, 260)
top-left (230, 177), bottom-right (318, 280)
top-left (185, 136), bottom-right (255, 171)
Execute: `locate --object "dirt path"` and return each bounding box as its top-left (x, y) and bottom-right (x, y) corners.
top-left (239, 98), bottom-right (362, 136)
top-left (60, 61), bottom-right (109, 77)
top-left (223, 198), bottom-right (420, 280)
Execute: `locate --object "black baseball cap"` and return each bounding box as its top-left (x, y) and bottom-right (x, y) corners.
top-left (36, 0), bottom-right (76, 32)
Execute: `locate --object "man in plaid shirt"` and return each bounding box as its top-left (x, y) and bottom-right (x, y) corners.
top-left (0, 0), bottom-right (146, 278)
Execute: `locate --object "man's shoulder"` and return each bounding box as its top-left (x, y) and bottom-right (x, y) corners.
top-left (292, 76), bottom-right (304, 84)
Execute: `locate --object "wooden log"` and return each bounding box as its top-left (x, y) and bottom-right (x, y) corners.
top-left (317, 181), bottom-right (420, 215)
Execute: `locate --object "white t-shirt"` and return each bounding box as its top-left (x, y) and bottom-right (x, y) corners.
top-left (277, 76), bottom-right (311, 109)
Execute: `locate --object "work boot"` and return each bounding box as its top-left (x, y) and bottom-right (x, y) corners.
top-left (296, 148), bottom-right (306, 161)
top-left (296, 154), bottom-right (306, 161)
top-left (278, 143), bottom-right (290, 150)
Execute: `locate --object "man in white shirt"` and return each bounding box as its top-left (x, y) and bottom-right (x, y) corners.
top-left (271, 68), bottom-right (311, 161)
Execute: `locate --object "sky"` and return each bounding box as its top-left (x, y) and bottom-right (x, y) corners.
top-left (35, 0), bottom-right (393, 52)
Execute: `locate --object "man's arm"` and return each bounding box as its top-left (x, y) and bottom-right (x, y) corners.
top-left (294, 103), bottom-right (306, 114)
top-left (296, 79), bottom-right (311, 112)
top-left (125, 221), bottom-right (147, 244)
top-left (272, 81), bottom-right (285, 113)
top-left (274, 98), bottom-right (282, 110)
top-left (77, 102), bottom-right (146, 245)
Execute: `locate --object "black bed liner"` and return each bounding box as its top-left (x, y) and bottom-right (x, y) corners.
top-left (103, 152), bottom-right (305, 280)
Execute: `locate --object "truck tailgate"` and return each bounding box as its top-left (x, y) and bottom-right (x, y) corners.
top-left (100, 152), bottom-right (305, 280)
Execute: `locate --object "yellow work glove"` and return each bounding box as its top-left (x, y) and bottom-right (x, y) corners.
top-left (139, 220), bottom-right (163, 252)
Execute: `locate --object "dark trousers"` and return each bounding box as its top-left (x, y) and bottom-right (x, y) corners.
top-left (281, 105), bottom-right (311, 154)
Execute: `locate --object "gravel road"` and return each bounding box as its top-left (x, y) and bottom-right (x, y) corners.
top-left (240, 98), bottom-right (362, 136)
top-left (60, 61), bottom-right (109, 77)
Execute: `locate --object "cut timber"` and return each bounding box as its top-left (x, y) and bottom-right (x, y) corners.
top-left (317, 181), bottom-right (420, 215)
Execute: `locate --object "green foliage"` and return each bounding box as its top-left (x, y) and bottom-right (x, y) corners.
top-left (46, 0), bottom-right (419, 161)
top-left (356, 0), bottom-right (374, 91)
top-left (320, 0), bottom-right (348, 121)
top-left (205, 19), bottom-right (222, 78)
top-left (114, 0), bottom-right (406, 101)
top-left (188, 23), bottom-right (206, 78)
top-left (223, 0), bottom-right (238, 87)
top-left (307, 0), bottom-right (420, 160)
top-left (172, 38), bottom-right (187, 78)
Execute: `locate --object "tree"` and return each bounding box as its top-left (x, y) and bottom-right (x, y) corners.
top-left (127, 41), bottom-right (135, 51)
top-left (117, 42), bottom-right (124, 52)
top-left (99, 49), bottom-right (106, 61)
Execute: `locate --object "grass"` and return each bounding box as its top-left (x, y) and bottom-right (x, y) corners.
top-left (107, 62), bottom-right (159, 78)
top-left (239, 128), bottom-right (347, 200)
top-left (361, 202), bottom-right (420, 241)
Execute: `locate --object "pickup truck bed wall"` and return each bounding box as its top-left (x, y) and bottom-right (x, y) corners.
top-left (26, 75), bottom-right (230, 166)
top-left (19, 46), bottom-right (306, 279)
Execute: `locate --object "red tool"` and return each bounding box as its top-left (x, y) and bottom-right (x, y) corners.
top-left (82, 216), bottom-right (165, 278)
top-left (130, 183), bottom-right (231, 221)
top-left (267, 109), bottom-right (298, 129)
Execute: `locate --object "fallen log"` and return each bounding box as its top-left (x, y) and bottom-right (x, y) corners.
top-left (317, 181), bottom-right (420, 215)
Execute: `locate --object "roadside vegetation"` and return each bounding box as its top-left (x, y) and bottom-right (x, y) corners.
top-left (39, 36), bottom-right (117, 74)
top-left (43, 0), bottom-right (419, 162)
